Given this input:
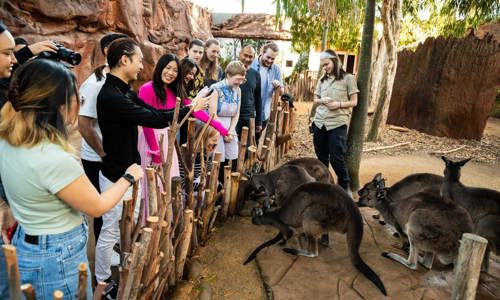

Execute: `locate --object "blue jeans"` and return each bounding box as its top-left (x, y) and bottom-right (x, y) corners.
top-left (0, 238), bottom-right (8, 299)
top-left (312, 124), bottom-right (350, 189)
top-left (11, 222), bottom-right (92, 300)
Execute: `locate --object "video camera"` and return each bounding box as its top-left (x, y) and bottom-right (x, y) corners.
top-left (38, 42), bottom-right (82, 66)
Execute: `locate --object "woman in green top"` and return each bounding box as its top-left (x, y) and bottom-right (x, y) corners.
top-left (311, 49), bottom-right (359, 194)
top-left (0, 59), bottom-right (144, 299)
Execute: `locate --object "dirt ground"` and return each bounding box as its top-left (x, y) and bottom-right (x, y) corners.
top-left (82, 102), bottom-right (500, 299)
top-left (189, 103), bottom-right (500, 300)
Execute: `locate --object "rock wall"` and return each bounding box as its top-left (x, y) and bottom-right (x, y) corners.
top-left (0, 0), bottom-right (212, 85)
top-left (387, 29), bottom-right (500, 139)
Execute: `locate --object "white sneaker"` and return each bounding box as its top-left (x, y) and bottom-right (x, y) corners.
top-left (111, 250), bottom-right (120, 266)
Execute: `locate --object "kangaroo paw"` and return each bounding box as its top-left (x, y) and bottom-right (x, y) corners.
top-left (283, 248), bottom-right (317, 258)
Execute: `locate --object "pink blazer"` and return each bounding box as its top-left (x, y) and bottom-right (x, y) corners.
top-left (138, 81), bottom-right (228, 163)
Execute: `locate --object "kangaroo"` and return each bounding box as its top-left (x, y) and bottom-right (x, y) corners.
top-left (245, 164), bottom-right (316, 207)
top-left (441, 156), bottom-right (500, 271)
top-left (358, 173), bottom-right (444, 241)
top-left (358, 175), bottom-right (473, 271)
top-left (283, 157), bottom-right (334, 184)
top-left (246, 182), bottom-right (387, 296)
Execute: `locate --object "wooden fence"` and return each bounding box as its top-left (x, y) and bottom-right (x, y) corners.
top-left (2, 94), bottom-right (296, 299)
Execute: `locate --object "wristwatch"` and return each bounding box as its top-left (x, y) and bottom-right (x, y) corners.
top-left (122, 173), bottom-right (135, 186)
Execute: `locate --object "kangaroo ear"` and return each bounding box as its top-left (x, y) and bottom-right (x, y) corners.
top-left (374, 173), bottom-right (383, 182)
top-left (441, 156), bottom-right (451, 166)
top-left (458, 158), bottom-right (471, 167)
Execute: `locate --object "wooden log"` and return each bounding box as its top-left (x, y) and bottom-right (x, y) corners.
top-left (118, 242), bottom-right (140, 300)
top-left (451, 233), bottom-right (488, 300)
top-left (388, 124), bottom-right (410, 132)
top-left (281, 109), bottom-right (289, 157)
top-left (428, 145), bottom-right (466, 155)
top-left (21, 284), bottom-right (36, 300)
top-left (248, 145), bottom-right (257, 172)
top-left (202, 158), bottom-right (221, 235)
top-left (185, 119), bottom-right (197, 209)
top-left (146, 167), bottom-right (158, 217)
top-left (249, 117), bottom-right (257, 147)
top-left (141, 216), bottom-right (160, 285)
top-left (221, 166), bottom-right (232, 220)
top-left (77, 263), bottom-right (88, 300)
top-left (228, 172), bottom-right (241, 216)
top-left (129, 228), bottom-right (153, 299)
top-left (53, 290), bottom-right (63, 300)
top-left (214, 152), bottom-right (223, 163)
top-left (120, 198), bottom-right (133, 262)
top-left (2, 245), bottom-right (21, 299)
top-left (237, 126), bottom-right (249, 174)
top-left (363, 142), bottom-right (410, 153)
top-left (208, 205), bottom-right (220, 232)
top-left (175, 209), bottom-right (194, 280)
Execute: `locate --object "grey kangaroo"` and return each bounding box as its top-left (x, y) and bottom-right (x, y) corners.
top-left (358, 173), bottom-right (444, 241)
top-left (244, 164), bottom-right (317, 207)
top-left (441, 156), bottom-right (500, 271)
top-left (246, 182), bottom-right (387, 296)
top-left (358, 173), bottom-right (473, 271)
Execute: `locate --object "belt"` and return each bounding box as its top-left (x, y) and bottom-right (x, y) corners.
top-left (25, 234), bottom-right (39, 245)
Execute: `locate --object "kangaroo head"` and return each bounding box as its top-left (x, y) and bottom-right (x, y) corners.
top-left (251, 207), bottom-right (266, 225)
top-left (358, 173), bottom-right (385, 207)
top-left (441, 156), bottom-right (471, 182)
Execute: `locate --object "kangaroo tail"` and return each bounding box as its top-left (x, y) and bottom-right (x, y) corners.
top-left (347, 204), bottom-right (387, 296)
top-left (244, 232), bottom-right (284, 265)
top-left (351, 254), bottom-right (387, 296)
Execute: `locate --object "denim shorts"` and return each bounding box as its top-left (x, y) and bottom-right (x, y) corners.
top-left (11, 222), bottom-right (92, 300)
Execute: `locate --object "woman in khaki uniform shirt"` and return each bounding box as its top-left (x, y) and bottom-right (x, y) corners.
top-left (311, 49), bottom-right (359, 195)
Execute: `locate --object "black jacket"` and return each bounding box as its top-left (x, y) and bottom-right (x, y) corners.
top-left (97, 74), bottom-right (189, 181)
top-left (239, 68), bottom-right (262, 126)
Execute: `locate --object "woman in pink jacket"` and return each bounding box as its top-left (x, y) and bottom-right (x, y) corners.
top-left (137, 54), bottom-right (228, 208)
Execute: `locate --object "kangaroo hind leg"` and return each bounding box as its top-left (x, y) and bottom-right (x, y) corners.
top-left (418, 251), bottom-right (435, 269)
top-left (382, 238), bottom-right (418, 270)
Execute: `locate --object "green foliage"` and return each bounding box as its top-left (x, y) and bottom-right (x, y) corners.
top-left (274, 0), bottom-right (364, 53)
top-left (399, 0), bottom-right (500, 47)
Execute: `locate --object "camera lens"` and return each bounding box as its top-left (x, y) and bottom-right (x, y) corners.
top-left (57, 47), bottom-right (82, 66)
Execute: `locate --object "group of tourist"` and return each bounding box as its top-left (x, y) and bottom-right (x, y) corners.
top-left (0, 20), bottom-right (358, 299)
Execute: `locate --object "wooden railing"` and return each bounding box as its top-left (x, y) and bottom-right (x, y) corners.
top-left (287, 71), bottom-right (319, 102)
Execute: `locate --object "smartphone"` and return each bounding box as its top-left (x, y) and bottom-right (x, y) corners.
top-left (206, 88), bottom-right (215, 97)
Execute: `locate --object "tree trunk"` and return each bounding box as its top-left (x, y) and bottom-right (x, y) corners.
top-left (366, 0), bottom-right (402, 142)
top-left (321, 22), bottom-right (329, 51)
top-left (346, 0), bottom-right (376, 192)
top-left (368, 38), bottom-right (386, 111)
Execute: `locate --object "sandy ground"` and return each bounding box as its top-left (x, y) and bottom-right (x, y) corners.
top-left (81, 102), bottom-right (500, 299)
top-left (192, 153), bottom-right (500, 300)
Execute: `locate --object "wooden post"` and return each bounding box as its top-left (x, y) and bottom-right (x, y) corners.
top-left (249, 117), bottom-right (257, 147)
top-left (221, 166), bottom-right (232, 220)
top-left (77, 263), bottom-right (88, 300)
top-left (228, 172), bottom-right (240, 216)
top-left (175, 209), bottom-right (194, 280)
top-left (141, 216), bottom-right (160, 285)
top-left (247, 145), bottom-right (257, 173)
top-left (200, 159), bottom-right (220, 242)
top-left (21, 284), bottom-right (36, 300)
top-left (185, 118), bottom-right (197, 210)
top-left (2, 245), bottom-right (21, 299)
top-left (120, 198), bottom-right (133, 262)
top-left (451, 233), bottom-right (488, 300)
top-left (129, 228), bottom-right (153, 299)
top-left (237, 126), bottom-right (249, 174)
top-left (53, 290), bottom-right (63, 300)
top-left (146, 167), bottom-right (158, 217)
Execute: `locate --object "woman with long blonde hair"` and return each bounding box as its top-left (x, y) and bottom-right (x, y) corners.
top-left (0, 59), bottom-right (144, 299)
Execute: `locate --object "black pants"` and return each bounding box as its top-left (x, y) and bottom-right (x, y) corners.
top-left (236, 118), bottom-right (263, 145)
top-left (312, 124), bottom-right (350, 189)
top-left (81, 159), bottom-right (103, 242)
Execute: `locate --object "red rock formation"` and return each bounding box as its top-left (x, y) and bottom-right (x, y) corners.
top-left (387, 29), bottom-right (500, 140)
top-left (0, 0), bottom-right (212, 85)
top-left (212, 13), bottom-right (291, 40)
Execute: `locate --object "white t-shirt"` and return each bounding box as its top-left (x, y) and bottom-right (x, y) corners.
top-left (79, 73), bottom-right (105, 162)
